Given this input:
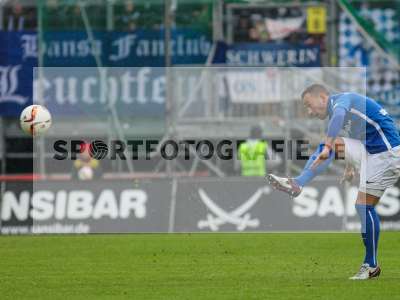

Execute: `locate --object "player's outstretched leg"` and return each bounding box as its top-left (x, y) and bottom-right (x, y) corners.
top-left (267, 142), bottom-right (337, 197)
top-left (267, 175), bottom-right (302, 197)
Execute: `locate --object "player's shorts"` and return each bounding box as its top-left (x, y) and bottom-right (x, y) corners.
top-left (342, 137), bottom-right (400, 197)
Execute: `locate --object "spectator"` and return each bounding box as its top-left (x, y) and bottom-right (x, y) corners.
top-left (191, 4), bottom-right (211, 31)
top-left (23, 6), bottom-right (37, 30)
top-left (118, 1), bottom-right (140, 31)
top-left (67, 3), bottom-right (105, 30)
top-left (238, 126), bottom-right (281, 177)
top-left (249, 18), bottom-right (269, 42)
top-left (72, 143), bottom-right (102, 181)
top-left (43, 0), bottom-right (61, 29)
top-left (69, 4), bottom-right (84, 30)
top-left (4, 2), bottom-right (25, 31)
top-left (235, 15), bottom-right (251, 43)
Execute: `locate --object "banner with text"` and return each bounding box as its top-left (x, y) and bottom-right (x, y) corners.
top-left (1, 179), bottom-right (172, 234)
top-left (34, 67), bottom-right (166, 117)
top-left (2, 178), bottom-right (400, 234)
top-left (213, 42), bottom-right (321, 67)
top-left (0, 30), bottom-right (211, 116)
top-left (0, 32), bottom-right (36, 116)
top-left (220, 68), bottom-right (322, 103)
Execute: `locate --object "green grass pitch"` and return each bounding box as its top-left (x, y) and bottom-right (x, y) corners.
top-left (1, 232), bottom-right (400, 299)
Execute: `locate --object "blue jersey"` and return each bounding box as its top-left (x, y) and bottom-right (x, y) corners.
top-left (327, 93), bottom-right (400, 154)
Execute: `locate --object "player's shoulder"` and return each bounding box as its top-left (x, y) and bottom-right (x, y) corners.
top-left (331, 92), bottom-right (360, 101)
top-left (331, 92), bottom-right (382, 114)
top-left (329, 92), bottom-right (356, 111)
top-left (332, 92), bottom-right (374, 106)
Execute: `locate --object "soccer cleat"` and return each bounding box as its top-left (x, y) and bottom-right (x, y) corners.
top-left (266, 174), bottom-right (302, 198)
top-left (349, 264), bottom-right (381, 280)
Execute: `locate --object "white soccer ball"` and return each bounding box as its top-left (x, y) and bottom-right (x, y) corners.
top-left (20, 104), bottom-right (52, 137)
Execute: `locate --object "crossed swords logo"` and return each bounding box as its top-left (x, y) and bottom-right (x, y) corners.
top-left (197, 186), bottom-right (271, 231)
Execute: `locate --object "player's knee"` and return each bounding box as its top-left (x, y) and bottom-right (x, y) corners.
top-left (355, 191), bottom-right (380, 206)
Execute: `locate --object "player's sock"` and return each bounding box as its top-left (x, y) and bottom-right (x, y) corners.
top-left (294, 143), bottom-right (335, 187)
top-left (355, 204), bottom-right (380, 268)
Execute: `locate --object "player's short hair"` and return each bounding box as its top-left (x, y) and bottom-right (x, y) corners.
top-left (301, 84), bottom-right (329, 100)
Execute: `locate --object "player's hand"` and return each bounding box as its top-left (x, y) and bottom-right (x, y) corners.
top-left (340, 165), bottom-right (355, 184)
top-left (311, 145), bottom-right (331, 170)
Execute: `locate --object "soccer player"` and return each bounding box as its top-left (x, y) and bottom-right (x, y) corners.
top-left (267, 84), bottom-right (400, 280)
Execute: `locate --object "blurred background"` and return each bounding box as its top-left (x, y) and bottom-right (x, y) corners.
top-left (0, 0), bottom-right (399, 233)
